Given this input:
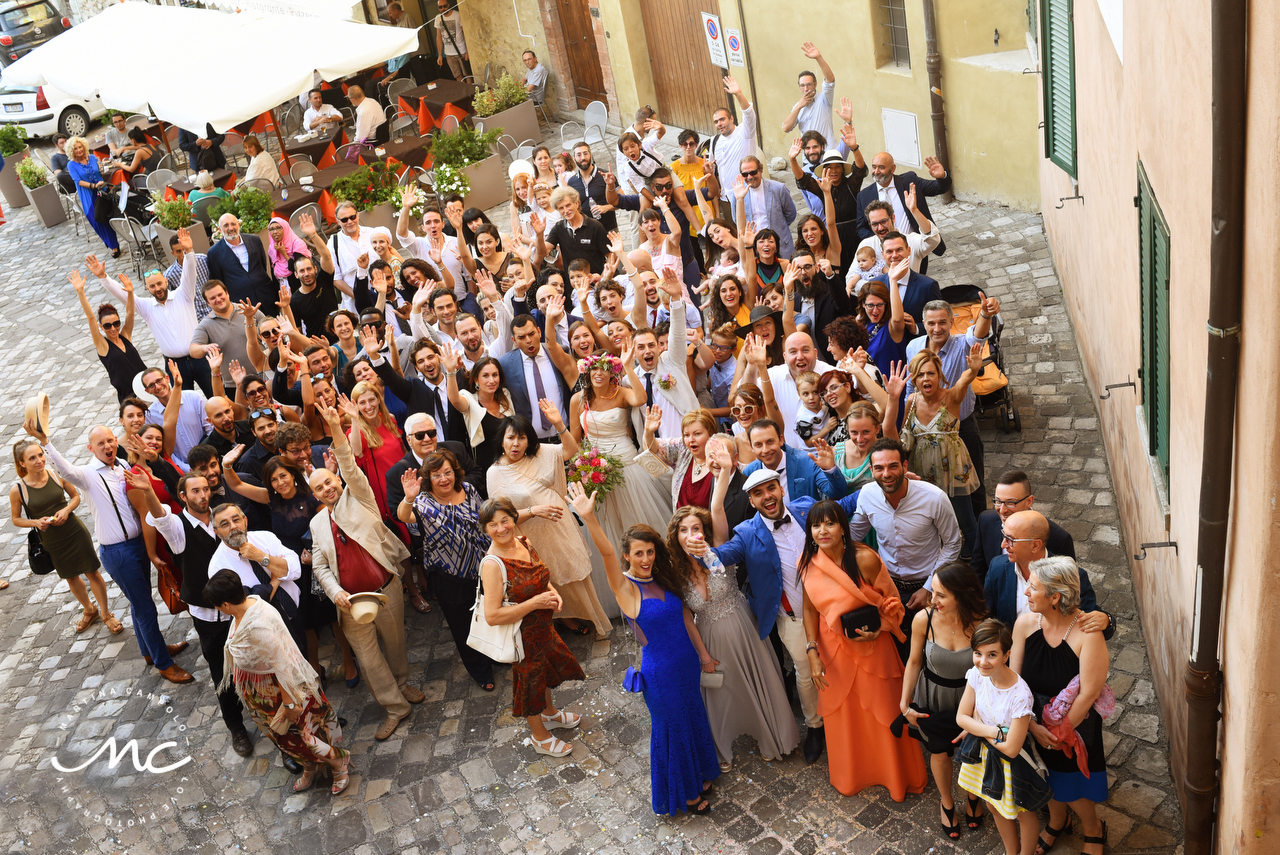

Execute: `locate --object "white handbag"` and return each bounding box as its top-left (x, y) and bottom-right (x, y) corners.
top-left (467, 555), bottom-right (525, 663)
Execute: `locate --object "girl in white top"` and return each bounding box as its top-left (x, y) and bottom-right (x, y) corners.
top-left (955, 619), bottom-right (1039, 855)
top-left (242, 135), bottom-right (281, 187)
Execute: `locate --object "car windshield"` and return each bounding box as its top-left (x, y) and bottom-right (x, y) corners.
top-left (1, 3), bottom-right (56, 30)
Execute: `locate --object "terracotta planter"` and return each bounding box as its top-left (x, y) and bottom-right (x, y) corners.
top-left (470, 99), bottom-right (541, 146)
top-left (23, 180), bottom-right (66, 227)
top-left (359, 201), bottom-right (396, 231)
top-left (461, 154), bottom-right (506, 212)
top-left (154, 220), bottom-right (210, 263)
top-left (0, 146), bottom-right (31, 208)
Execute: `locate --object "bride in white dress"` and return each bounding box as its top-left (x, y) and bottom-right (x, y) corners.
top-left (569, 348), bottom-right (676, 616)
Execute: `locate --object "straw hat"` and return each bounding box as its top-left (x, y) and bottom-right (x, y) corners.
top-left (818, 149), bottom-right (852, 176)
top-left (348, 591), bottom-right (388, 624)
top-left (23, 392), bottom-right (50, 436)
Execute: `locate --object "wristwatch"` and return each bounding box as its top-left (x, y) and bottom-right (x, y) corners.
top-left (282, 702), bottom-right (297, 710)
top-left (259, 555), bottom-right (272, 570)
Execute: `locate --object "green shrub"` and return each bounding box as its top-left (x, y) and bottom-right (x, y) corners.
top-left (429, 124), bottom-right (501, 170)
top-left (0, 123), bottom-right (28, 157)
top-left (330, 161), bottom-right (400, 211)
top-left (209, 187), bottom-right (275, 234)
top-left (471, 72), bottom-right (529, 118)
top-left (15, 157), bottom-right (46, 189)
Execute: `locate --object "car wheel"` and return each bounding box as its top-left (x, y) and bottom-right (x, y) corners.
top-left (60, 106), bottom-right (90, 138)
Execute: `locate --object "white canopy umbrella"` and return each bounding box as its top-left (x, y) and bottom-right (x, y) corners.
top-left (3, 2), bottom-right (419, 134)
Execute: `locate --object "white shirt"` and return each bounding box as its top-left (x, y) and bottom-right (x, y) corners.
top-left (637, 366), bottom-right (684, 440)
top-left (97, 253), bottom-right (200, 358)
top-left (245, 151), bottom-right (282, 187)
top-left (353, 96), bottom-right (386, 144)
top-left (147, 506), bottom-right (224, 622)
top-left (853, 219), bottom-right (942, 278)
top-left (795, 79), bottom-right (836, 146)
top-left (522, 347), bottom-right (563, 438)
top-left (709, 103), bottom-right (758, 202)
top-left (332, 228), bottom-right (375, 311)
top-left (769, 514), bottom-right (805, 615)
top-left (398, 231), bottom-right (467, 300)
top-left (435, 10), bottom-right (467, 55)
top-left (208, 530), bottom-right (303, 610)
top-left (765, 361), bottom-right (835, 451)
top-left (42, 443), bottom-right (139, 546)
top-left (849, 479), bottom-right (962, 586)
top-left (146, 389), bottom-right (211, 468)
top-left (304, 103), bottom-right (341, 131)
top-left (877, 180), bottom-right (913, 235)
top-left (227, 238), bottom-right (250, 269)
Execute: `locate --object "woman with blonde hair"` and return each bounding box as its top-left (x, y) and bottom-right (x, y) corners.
top-left (643, 407), bottom-right (721, 511)
top-left (66, 135), bottom-right (120, 255)
top-left (9, 440), bottom-right (116, 632)
top-left (339, 381), bottom-right (406, 537)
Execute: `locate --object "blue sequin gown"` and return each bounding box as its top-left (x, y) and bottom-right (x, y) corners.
top-left (628, 576), bottom-right (720, 815)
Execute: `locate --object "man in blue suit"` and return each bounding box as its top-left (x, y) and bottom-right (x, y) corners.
top-left (971, 470), bottom-right (1075, 582)
top-left (703, 466), bottom-right (859, 764)
top-left (741, 419), bottom-right (848, 502)
top-left (855, 152), bottom-right (950, 274)
top-left (882, 233), bottom-right (942, 338)
top-left (986, 511), bottom-right (1115, 639)
top-left (496, 315), bottom-right (574, 444)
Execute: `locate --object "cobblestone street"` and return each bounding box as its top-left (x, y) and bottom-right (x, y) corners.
top-left (0, 127), bottom-right (1184, 854)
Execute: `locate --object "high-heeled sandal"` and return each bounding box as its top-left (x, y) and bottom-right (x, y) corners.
top-left (330, 757), bottom-right (351, 795)
top-left (1079, 821), bottom-right (1107, 855)
top-left (1034, 819), bottom-right (1070, 854)
top-left (293, 764), bottom-right (318, 792)
top-left (684, 797), bottom-right (711, 815)
top-left (531, 734), bottom-right (572, 757)
top-left (76, 606), bottom-right (100, 633)
top-left (964, 795), bottom-right (986, 829)
top-left (540, 710), bottom-right (580, 730)
top-left (940, 803), bottom-right (960, 839)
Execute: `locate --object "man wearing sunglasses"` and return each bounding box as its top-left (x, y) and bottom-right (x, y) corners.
top-left (970, 470), bottom-right (1075, 581)
top-left (604, 166), bottom-right (715, 293)
top-left (984, 510), bottom-right (1113, 639)
top-left (329, 202), bottom-right (375, 312)
top-left (89, 230), bottom-right (214, 397)
top-left (734, 155), bottom-right (798, 258)
top-left (208, 214), bottom-right (278, 315)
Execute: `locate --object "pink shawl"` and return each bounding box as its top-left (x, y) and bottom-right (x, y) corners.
top-left (267, 216), bottom-right (311, 278)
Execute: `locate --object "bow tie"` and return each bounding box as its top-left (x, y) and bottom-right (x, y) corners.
top-left (772, 515), bottom-right (792, 531)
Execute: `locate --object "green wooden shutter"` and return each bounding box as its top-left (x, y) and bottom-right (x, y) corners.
top-left (1137, 162), bottom-right (1171, 482)
top-left (1041, 0), bottom-right (1077, 178)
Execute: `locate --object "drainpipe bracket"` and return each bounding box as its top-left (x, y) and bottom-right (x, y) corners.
top-left (1133, 541), bottom-right (1177, 561)
top-left (1207, 322), bottom-right (1241, 338)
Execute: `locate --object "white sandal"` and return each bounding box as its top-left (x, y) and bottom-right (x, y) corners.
top-left (540, 710), bottom-right (581, 730)
top-left (531, 734), bottom-right (572, 757)
top-left (719, 760), bottom-right (732, 773)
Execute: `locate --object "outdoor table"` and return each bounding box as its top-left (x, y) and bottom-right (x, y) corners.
top-left (285, 126), bottom-right (345, 169)
top-left (398, 79), bottom-right (478, 135)
top-left (275, 161), bottom-right (364, 222)
top-left (270, 184), bottom-right (324, 220)
top-left (376, 136), bottom-right (431, 170)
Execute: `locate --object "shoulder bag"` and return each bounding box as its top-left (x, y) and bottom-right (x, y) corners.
top-left (18, 482), bottom-right (55, 576)
top-left (467, 555), bottom-right (525, 663)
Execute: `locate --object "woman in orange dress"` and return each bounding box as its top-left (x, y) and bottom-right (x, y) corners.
top-left (799, 499), bottom-right (928, 799)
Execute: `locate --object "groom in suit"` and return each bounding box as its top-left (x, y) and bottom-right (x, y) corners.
top-left (702, 466), bottom-right (860, 765)
top-left (855, 152), bottom-right (951, 274)
top-left (497, 315), bottom-right (574, 443)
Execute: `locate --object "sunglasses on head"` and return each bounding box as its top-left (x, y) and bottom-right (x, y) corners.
top-left (249, 408), bottom-right (274, 420)
top-left (338, 214), bottom-right (358, 223)
top-left (143, 268), bottom-right (162, 279)
top-left (101, 320), bottom-right (122, 330)
top-left (740, 169), bottom-right (760, 178)
top-left (411, 429), bottom-right (438, 441)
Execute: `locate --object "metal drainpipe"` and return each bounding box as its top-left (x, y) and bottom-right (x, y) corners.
top-left (1183, 0), bottom-right (1247, 851)
top-left (920, 0), bottom-right (952, 202)
top-left (733, 0), bottom-right (764, 150)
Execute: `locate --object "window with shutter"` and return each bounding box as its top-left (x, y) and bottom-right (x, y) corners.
top-left (1040, 0), bottom-right (1077, 178)
top-left (1137, 162), bottom-right (1171, 483)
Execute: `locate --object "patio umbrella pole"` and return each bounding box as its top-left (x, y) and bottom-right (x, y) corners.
top-left (156, 118), bottom-right (175, 159)
top-left (271, 108), bottom-right (293, 170)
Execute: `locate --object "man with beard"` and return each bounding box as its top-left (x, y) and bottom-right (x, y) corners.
top-left (396, 189), bottom-right (467, 305)
top-left (186, 444), bottom-right (271, 531)
top-left (854, 191), bottom-right (941, 279)
top-left (564, 142), bottom-right (617, 233)
top-left (849, 438), bottom-right (962, 660)
top-left (137, 366), bottom-right (210, 468)
top-left (783, 249), bottom-right (852, 364)
top-left (189, 280), bottom-right (268, 388)
top-left (706, 76), bottom-right (756, 221)
top-left (207, 502), bottom-right (302, 640)
top-left (136, 471), bottom-right (257, 758)
top-left (855, 152), bottom-right (951, 273)
top-left (207, 214), bottom-right (277, 313)
top-left (791, 98), bottom-right (858, 220)
top-left (286, 213), bottom-right (339, 340)
top-left (228, 409), bottom-right (280, 481)
top-left (699, 466), bottom-right (860, 764)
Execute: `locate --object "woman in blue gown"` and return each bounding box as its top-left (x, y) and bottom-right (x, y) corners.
top-left (65, 137), bottom-right (121, 256)
top-left (569, 481), bottom-right (720, 815)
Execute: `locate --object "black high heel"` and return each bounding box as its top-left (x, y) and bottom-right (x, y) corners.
top-left (1035, 819), bottom-right (1070, 854)
top-left (964, 795), bottom-right (986, 829)
top-left (940, 803), bottom-right (960, 839)
top-left (1079, 821), bottom-right (1107, 854)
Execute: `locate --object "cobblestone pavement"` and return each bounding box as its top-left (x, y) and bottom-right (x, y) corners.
top-left (0, 120), bottom-right (1183, 855)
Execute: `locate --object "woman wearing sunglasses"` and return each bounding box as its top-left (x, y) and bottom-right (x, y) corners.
top-left (726, 380), bottom-right (782, 465)
top-left (70, 268), bottom-right (146, 404)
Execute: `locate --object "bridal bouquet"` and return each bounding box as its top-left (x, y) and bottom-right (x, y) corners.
top-left (566, 445), bottom-right (626, 503)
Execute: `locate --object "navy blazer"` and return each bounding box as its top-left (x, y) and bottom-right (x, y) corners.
top-left (714, 490), bottom-right (860, 638)
top-left (497, 346), bottom-right (574, 423)
top-left (970, 509), bottom-right (1075, 582)
top-left (742, 443), bottom-right (849, 503)
top-left (984, 554), bottom-right (1113, 640)
top-left (207, 235), bottom-right (278, 316)
top-left (900, 270), bottom-right (943, 338)
top-left (854, 170), bottom-right (951, 256)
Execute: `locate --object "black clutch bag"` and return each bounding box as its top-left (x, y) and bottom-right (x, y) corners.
top-left (840, 604), bottom-right (882, 639)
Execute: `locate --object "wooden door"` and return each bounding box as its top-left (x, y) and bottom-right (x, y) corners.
top-left (640, 0), bottom-right (727, 135)
top-left (558, 0), bottom-right (607, 107)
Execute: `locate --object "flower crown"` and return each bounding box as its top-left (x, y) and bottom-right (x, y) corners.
top-left (577, 353), bottom-right (624, 377)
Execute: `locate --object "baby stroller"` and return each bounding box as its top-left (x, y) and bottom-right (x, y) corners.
top-left (941, 284), bottom-right (1021, 432)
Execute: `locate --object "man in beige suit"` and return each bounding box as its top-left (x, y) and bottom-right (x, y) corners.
top-left (310, 403), bottom-right (425, 740)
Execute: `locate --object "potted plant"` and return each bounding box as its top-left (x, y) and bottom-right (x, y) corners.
top-left (470, 73), bottom-right (540, 145)
top-left (152, 195), bottom-right (210, 260)
top-left (209, 187), bottom-right (276, 244)
top-left (0, 123), bottom-right (31, 208)
top-left (330, 161), bottom-right (400, 230)
top-left (429, 124), bottom-right (505, 211)
top-left (15, 157), bottom-right (64, 226)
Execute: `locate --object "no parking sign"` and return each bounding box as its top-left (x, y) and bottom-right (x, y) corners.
top-left (701, 12), bottom-right (728, 69)
top-left (725, 28), bottom-right (745, 67)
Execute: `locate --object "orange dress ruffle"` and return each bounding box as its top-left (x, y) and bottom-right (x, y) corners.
top-left (803, 549), bottom-right (927, 799)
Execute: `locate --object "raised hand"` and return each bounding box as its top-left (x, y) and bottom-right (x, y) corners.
top-left (528, 211), bottom-right (545, 235)
top-left (565, 480), bottom-right (598, 518)
top-left (438, 344), bottom-right (459, 374)
top-left (356, 252), bottom-right (370, 271)
top-left (236, 299), bottom-right (261, 320)
top-left (537, 398), bottom-right (564, 430)
top-left (204, 344), bottom-right (223, 372)
top-left (816, 257), bottom-right (834, 278)
top-left (644, 404), bottom-right (663, 433)
top-left (276, 284), bottom-right (292, 309)
top-left (659, 266), bottom-right (682, 300)
top-left (474, 267), bottom-right (499, 300)
top-left (445, 206), bottom-right (464, 232)
top-left (887, 257), bottom-right (910, 283)
top-left (167, 359), bottom-right (182, 390)
top-left (924, 155), bottom-right (946, 180)
top-left (117, 273), bottom-right (134, 293)
top-left (603, 171), bottom-right (616, 190)
top-left (809, 436), bottom-right (835, 470)
top-left (981, 295), bottom-right (1001, 317)
top-left (801, 41), bottom-right (821, 59)
top-left (85, 253), bottom-right (107, 279)
top-left (620, 343), bottom-right (635, 367)
top-left (399, 184), bottom-right (417, 210)
top-left (400, 468), bottom-right (422, 503)
top-left (125, 434), bottom-right (156, 462)
top-left (818, 174), bottom-right (834, 194)
top-left (722, 76), bottom-right (742, 96)
top-left (315, 401), bottom-right (342, 428)
top-left (733, 175), bottom-right (747, 200)
top-left (544, 293), bottom-right (566, 326)
top-left (68, 269), bottom-right (87, 294)
top-left (885, 360), bottom-right (910, 398)
top-left (840, 123), bottom-right (857, 151)
top-left (297, 212), bottom-right (317, 238)
top-left (122, 467), bottom-right (154, 492)
top-left (744, 333), bottom-right (768, 368)
top-left (838, 96), bottom-right (853, 124)
top-left (358, 323), bottom-right (381, 354)
top-left (336, 393), bottom-right (360, 422)
top-left (850, 346), bottom-right (869, 369)
top-left (966, 343), bottom-right (985, 375)
top-left (788, 137), bottom-right (803, 161)
top-left (228, 359), bottom-right (247, 388)
top-left (222, 443), bottom-right (245, 468)
top-left (706, 436), bottom-right (734, 473)
top-left (904, 182), bottom-right (918, 212)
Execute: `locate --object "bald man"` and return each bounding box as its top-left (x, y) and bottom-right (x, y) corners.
top-left (25, 420), bottom-right (193, 683)
top-left (349, 84), bottom-right (387, 145)
top-left (985, 510), bottom-right (1114, 638)
top-left (754, 331), bottom-right (836, 451)
top-left (854, 151), bottom-right (951, 274)
top-left (205, 213), bottom-right (276, 314)
top-left (201, 395), bottom-right (255, 458)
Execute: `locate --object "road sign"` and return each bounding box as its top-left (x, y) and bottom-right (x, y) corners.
top-left (725, 28), bottom-right (745, 67)
top-left (701, 12), bottom-right (727, 69)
